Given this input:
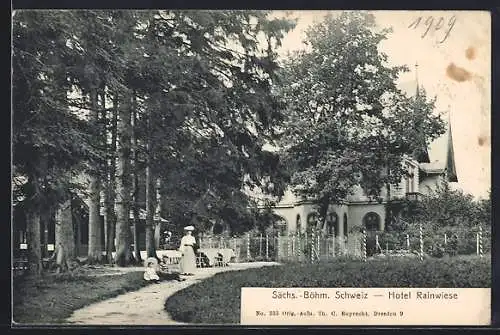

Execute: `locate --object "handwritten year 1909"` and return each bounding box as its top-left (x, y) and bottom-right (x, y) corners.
top-left (408, 15), bottom-right (457, 43)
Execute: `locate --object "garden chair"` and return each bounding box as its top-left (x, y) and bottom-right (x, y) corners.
top-left (196, 252), bottom-right (210, 268)
top-left (214, 253), bottom-right (224, 267)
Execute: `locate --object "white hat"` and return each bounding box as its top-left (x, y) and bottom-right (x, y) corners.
top-left (184, 225), bottom-right (195, 231)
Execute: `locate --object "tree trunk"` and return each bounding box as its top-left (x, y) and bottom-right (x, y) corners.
top-left (114, 90), bottom-right (133, 266)
top-left (317, 197), bottom-right (330, 234)
top-left (74, 206), bottom-right (81, 257)
top-left (87, 89), bottom-right (103, 263)
top-left (54, 199), bottom-right (76, 272)
top-left (26, 158), bottom-right (46, 276)
top-left (105, 93), bottom-right (118, 264)
top-left (154, 178), bottom-right (162, 249)
top-left (87, 175), bottom-right (102, 263)
top-left (40, 207), bottom-right (50, 259)
top-left (145, 160), bottom-right (156, 258)
top-left (144, 104), bottom-right (158, 259)
top-left (131, 98), bottom-right (142, 263)
top-left (132, 180), bottom-right (142, 263)
top-left (101, 88), bottom-right (108, 252)
top-left (26, 210), bottom-right (42, 276)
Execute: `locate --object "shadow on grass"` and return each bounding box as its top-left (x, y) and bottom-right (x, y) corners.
top-left (164, 256), bottom-right (491, 324)
top-left (13, 269), bottom-right (151, 325)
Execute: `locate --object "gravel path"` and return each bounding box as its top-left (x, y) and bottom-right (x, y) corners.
top-left (66, 262), bottom-right (279, 325)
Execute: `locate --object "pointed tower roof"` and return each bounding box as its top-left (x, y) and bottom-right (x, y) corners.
top-left (445, 112), bottom-right (458, 182)
top-left (419, 112), bottom-right (458, 182)
top-left (407, 62), bottom-right (431, 163)
top-left (415, 62), bottom-right (420, 97)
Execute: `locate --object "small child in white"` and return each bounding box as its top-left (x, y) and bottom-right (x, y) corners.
top-left (144, 258), bottom-right (160, 283)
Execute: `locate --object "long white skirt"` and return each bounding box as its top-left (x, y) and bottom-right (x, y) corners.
top-left (179, 247), bottom-right (197, 274)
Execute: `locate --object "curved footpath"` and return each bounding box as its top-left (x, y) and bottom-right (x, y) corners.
top-left (66, 262), bottom-right (279, 325)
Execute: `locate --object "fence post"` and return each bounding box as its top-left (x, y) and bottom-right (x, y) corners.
top-left (232, 238), bottom-right (237, 259)
top-left (266, 234), bottom-right (269, 259)
top-left (476, 232), bottom-right (479, 255)
top-left (362, 229), bottom-right (367, 262)
top-left (419, 222), bottom-right (424, 262)
top-left (444, 233), bottom-right (447, 246)
top-left (332, 229), bottom-right (335, 258)
top-left (479, 225), bottom-right (483, 258)
top-left (311, 230), bottom-right (315, 263)
top-left (386, 242), bottom-right (389, 255)
top-left (246, 233), bottom-right (251, 261)
top-left (292, 234), bottom-right (296, 258)
top-left (317, 232), bottom-right (320, 260)
top-left (375, 234), bottom-right (380, 254)
top-left (288, 234), bottom-right (292, 258)
top-left (406, 234), bottom-right (410, 251)
top-left (277, 231), bottom-right (281, 260)
top-left (296, 232), bottom-right (300, 259)
top-left (259, 234), bottom-right (262, 257)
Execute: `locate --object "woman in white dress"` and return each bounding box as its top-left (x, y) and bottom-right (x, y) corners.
top-left (179, 226), bottom-right (197, 275)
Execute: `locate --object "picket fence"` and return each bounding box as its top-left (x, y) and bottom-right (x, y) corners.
top-left (198, 225), bottom-right (490, 263)
top-left (199, 231), bottom-right (364, 262)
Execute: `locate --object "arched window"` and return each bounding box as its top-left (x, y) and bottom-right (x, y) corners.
top-left (343, 213), bottom-right (348, 237)
top-left (363, 212), bottom-right (381, 231)
top-left (306, 212), bottom-right (318, 232)
top-left (296, 214), bottom-right (301, 233)
top-left (326, 212), bottom-right (338, 236)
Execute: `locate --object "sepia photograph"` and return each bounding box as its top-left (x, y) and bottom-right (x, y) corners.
top-left (11, 9), bottom-right (491, 326)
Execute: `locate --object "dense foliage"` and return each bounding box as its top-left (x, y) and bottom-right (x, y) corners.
top-left (279, 11), bottom-right (445, 222)
top-left (13, 10), bottom-right (296, 269)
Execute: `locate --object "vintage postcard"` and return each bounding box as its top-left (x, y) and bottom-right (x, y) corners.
top-left (12, 9), bottom-right (491, 326)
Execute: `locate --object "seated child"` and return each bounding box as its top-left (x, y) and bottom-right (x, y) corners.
top-left (144, 258), bottom-right (160, 283)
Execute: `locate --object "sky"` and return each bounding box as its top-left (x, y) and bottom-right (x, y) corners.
top-left (271, 10), bottom-right (491, 199)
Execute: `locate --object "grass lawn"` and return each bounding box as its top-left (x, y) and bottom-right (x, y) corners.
top-left (164, 255), bottom-right (491, 324)
top-left (12, 267), bottom-right (152, 325)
